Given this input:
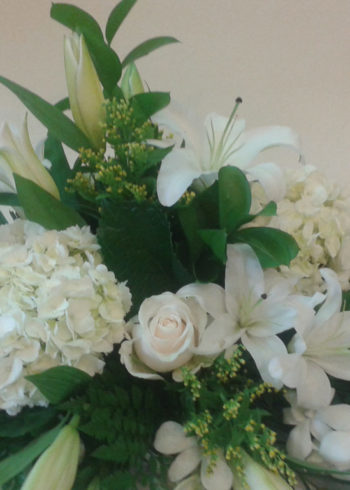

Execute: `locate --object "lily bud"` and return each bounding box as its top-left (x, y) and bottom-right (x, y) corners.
top-left (234, 452), bottom-right (292, 490)
top-left (121, 62), bottom-right (144, 100)
top-left (0, 115), bottom-right (60, 199)
top-left (64, 33), bottom-right (105, 149)
top-left (21, 422), bottom-right (80, 490)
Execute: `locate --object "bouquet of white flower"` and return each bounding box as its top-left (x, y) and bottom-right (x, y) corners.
top-left (1, 1), bottom-right (350, 489)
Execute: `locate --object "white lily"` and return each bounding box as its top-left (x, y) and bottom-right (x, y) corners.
top-left (120, 62), bottom-right (144, 100)
top-left (154, 421), bottom-right (233, 490)
top-left (64, 33), bottom-right (105, 149)
top-left (0, 115), bottom-right (60, 199)
top-left (269, 268), bottom-right (350, 409)
top-left (179, 243), bottom-right (297, 385)
top-left (156, 101), bottom-right (301, 206)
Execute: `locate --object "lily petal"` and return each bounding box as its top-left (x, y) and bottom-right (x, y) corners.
top-left (286, 420), bottom-right (313, 460)
top-left (317, 405), bottom-right (350, 432)
top-left (193, 313), bottom-right (238, 356)
top-left (232, 125), bottom-right (301, 169)
top-left (246, 162), bottom-right (286, 201)
top-left (315, 268), bottom-right (342, 326)
top-left (157, 148), bottom-right (202, 206)
top-left (178, 283), bottom-right (226, 318)
top-left (319, 430), bottom-right (350, 470)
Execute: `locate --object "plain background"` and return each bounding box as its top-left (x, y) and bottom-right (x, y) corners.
top-left (0, 0), bottom-right (349, 180)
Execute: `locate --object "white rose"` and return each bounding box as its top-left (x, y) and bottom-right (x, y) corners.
top-left (122, 292), bottom-right (207, 376)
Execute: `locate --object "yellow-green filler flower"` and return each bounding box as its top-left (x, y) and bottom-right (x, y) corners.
top-left (64, 33), bottom-right (105, 149)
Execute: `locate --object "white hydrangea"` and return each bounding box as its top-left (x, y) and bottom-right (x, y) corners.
top-left (0, 220), bottom-right (131, 415)
top-left (251, 165), bottom-right (350, 294)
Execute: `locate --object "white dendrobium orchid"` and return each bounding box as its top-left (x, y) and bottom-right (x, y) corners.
top-left (64, 33), bottom-right (105, 149)
top-left (0, 115), bottom-right (60, 199)
top-left (269, 268), bottom-right (350, 409)
top-left (156, 101), bottom-right (301, 206)
top-left (284, 392), bottom-right (350, 471)
top-left (179, 243), bottom-right (297, 385)
top-left (154, 421), bottom-right (233, 490)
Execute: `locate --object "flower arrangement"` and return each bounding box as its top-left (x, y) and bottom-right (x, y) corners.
top-left (0, 1), bottom-right (350, 489)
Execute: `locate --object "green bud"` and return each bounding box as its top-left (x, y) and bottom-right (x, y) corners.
top-left (121, 62), bottom-right (144, 100)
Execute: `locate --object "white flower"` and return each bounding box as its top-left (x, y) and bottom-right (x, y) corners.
top-left (156, 103), bottom-right (301, 206)
top-left (119, 292), bottom-right (208, 380)
top-left (0, 220), bottom-right (131, 414)
top-left (64, 33), bottom-right (105, 149)
top-left (154, 421), bottom-right (233, 490)
top-left (0, 115), bottom-right (60, 198)
top-left (269, 268), bottom-right (350, 409)
top-left (283, 391), bottom-right (350, 471)
top-left (260, 164), bottom-right (350, 294)
top-left (180, 243), bottom-right (297, 385)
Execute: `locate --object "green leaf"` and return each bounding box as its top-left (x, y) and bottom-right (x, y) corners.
top-left (14, 174), bottom-right (86, 230)
top-left (122, 36), bottom-right (179, 67)
top-left (50, 3), bottom-right (122, 93)
top-left (105, 0), bottom-right (137, 45)
top-left (231, 227), bottom-right (299, 268)
top-left (0, 407), bottom-right (57, 438)
top-left (0, 193), bottom-right (19, 207)
top-left (98, 201), bottom-right (191, 312)
top-left (130, 92), bottom-right (170, 121)
top-left (219, 166), bottom-right (251, 232)
top-left (0, 212), bottom-right (8, 225)
top-left (50, 3), bottom-right (104, 42)
top-left (0, 76), bottom-right (90, 152)
top-left (44, 133), bottom-right (72, 200)
top-left (198, 229), bottom-right (227, 263)
top-left (26, 366), bottom-right (91, 404)
top-left (54, 97), bottom-right (70, 111)
top-left (257, 200), bottom-right (277, 217)
top-left (0, 423), bottom-right (63, 486)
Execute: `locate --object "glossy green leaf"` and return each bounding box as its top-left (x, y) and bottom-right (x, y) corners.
top-left (257, 200), bottom-right (277, 217)
top-left (122, 36), bottom-right (179, 67)
top-left (0, 76), bottom-right (90, 151)
top-left (130, 92), bottom-right (170, 121)
top-left (0, 423), bottom-right (64, 486)
top-left (26, 366), bottom-right (91, 404)
top-left (105, 0), bottom-right (137, 45)
top-left (44, 133), bottom-right (72, 200)
top-left (231, 227), bottom-right (299, 268)
top-left (0, 193), bottom-right (20, 207)
top-left (219, 166), bottom-right (251, 232)
top-left (199, 229), bottom-right (227, 263)
top-left (98, 201), bottom-right (191, 313)
top-left (0, 407), bottom-right (58, 438)
top-left (54, 97), bottom-right (70, 111)
top-left (50, 3), bottom-right (104, 42)
top-left (50, 4), bottom-right (122, 93)
top-left (14, 174), bottom-right (86, 230)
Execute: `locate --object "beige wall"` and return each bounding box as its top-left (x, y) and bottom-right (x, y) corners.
top-left (0, 0), bottom-right (349, 180)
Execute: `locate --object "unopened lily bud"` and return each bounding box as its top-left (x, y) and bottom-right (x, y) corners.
top-left (64, 33), bottom-right (105, 149)
top-left (121, 62), bottom-right (144, 100)
top-left (21, 422), bottom-right (80, 490)
top-left (0, 115), bottom-right (60, 199)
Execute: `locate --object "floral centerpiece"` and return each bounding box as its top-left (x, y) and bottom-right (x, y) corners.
top-left (1, 1), bottom-right (350, 489)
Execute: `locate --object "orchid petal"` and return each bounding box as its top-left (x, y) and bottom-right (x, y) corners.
top-left (154, 421), bottom-right (196, 455)
top-left (232, 125), bottom-right (301, 169)
top-left (247, 162), bottom-right (286, 201)
top-left (168, 446), bottom-right (201, 482)
top-left (268, 353), bottom-right (306, 388)
top-left (317, 405), bottom-right (350, 432)
top-left (286, 421), bottom-right (312, 460)
top-left (200, 451), bottom-right (233, 490)
top-left (157, 148), bottom-right (202, 206)
top-left (319, 431), bottom-right (350, 470)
